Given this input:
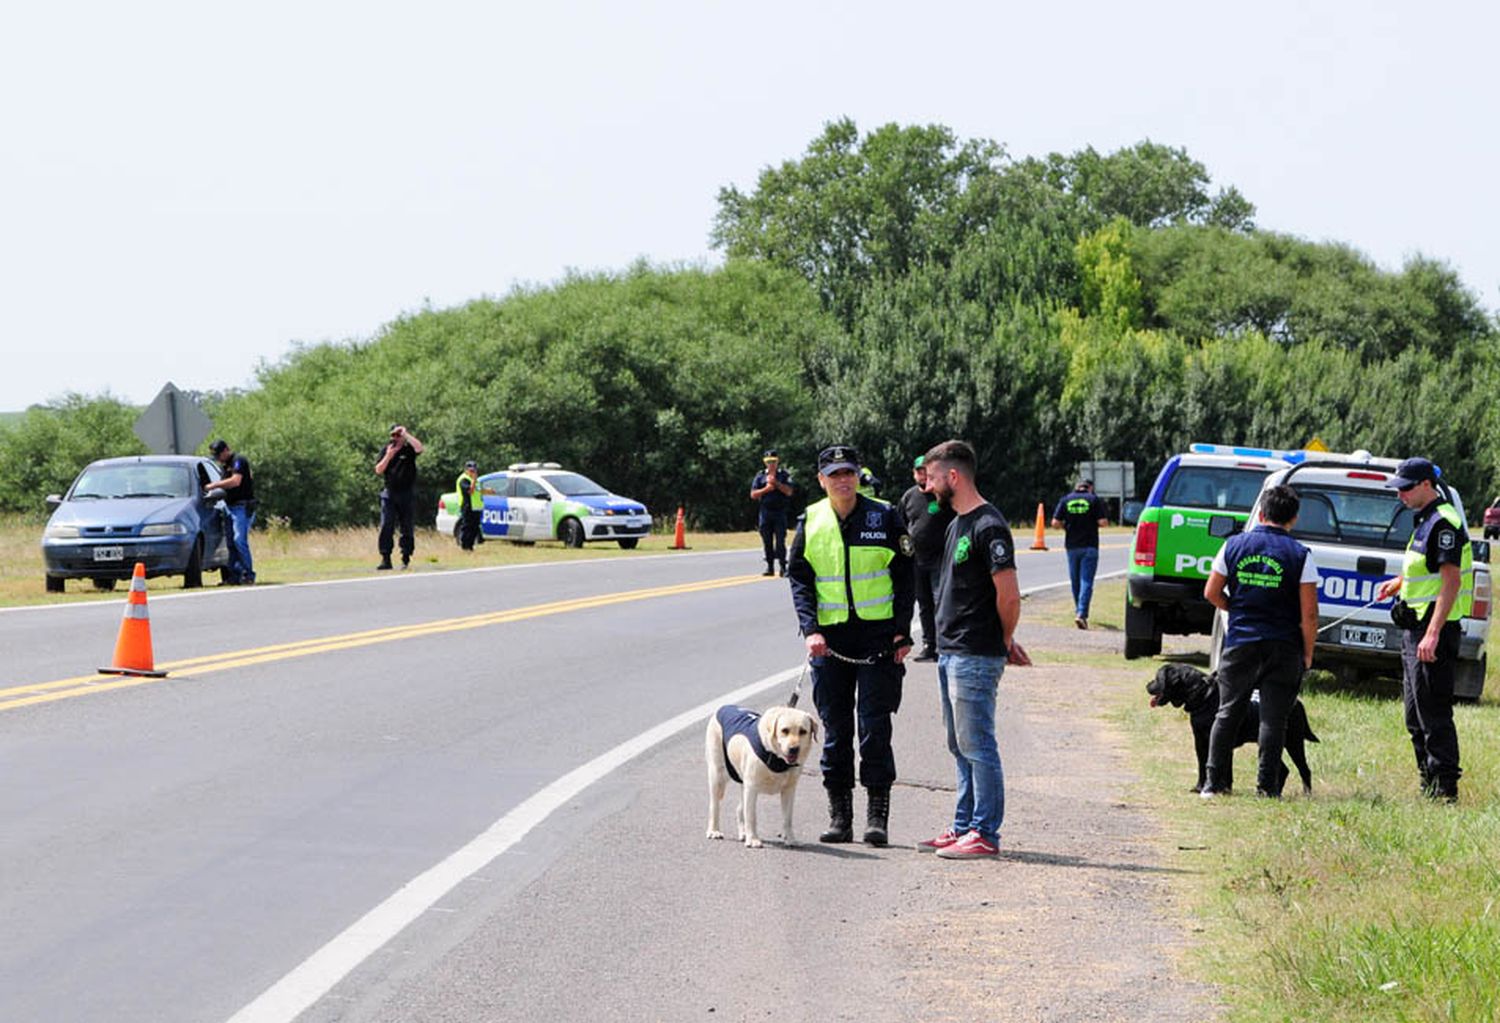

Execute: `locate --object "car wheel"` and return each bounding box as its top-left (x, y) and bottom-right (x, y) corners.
top-left (617, 538), bottom-right (640, 550)
top-left (45, 574), bottom-right (65, 594)
top-left (559, 517), bottom-right (586, 549)
top-left (1123, 600), bottom-right (1161, 659)
top-left (184, 537), bottom-right (204, 589)
top-left (92, 578), bottom-right (117, 592)
top-left (1455, 653), bottom-right (1486, 702)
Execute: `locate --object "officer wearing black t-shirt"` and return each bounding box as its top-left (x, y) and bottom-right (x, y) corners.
top-left (1051, 479), bottom-right (1108, 629)
top-left (1376, 457), bottom-right (1471, 802)
top-left (899, 455), bottom-right (955, 661)
top-left (207, 439), bottom-right (257, 585)
top-left (375, 424), bottom-right (423, 570)
top-left (787, 445), bottom-right (915, 847)
top-left (1202, 485), bottom-right (1319, 798)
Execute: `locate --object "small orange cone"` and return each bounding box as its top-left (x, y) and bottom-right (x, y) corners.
top-left (1030, 502), bottom-right (1049, 551)
top-left (99, 562), bottom-right (168, 677)
top-left (670, 505), bottom-right (689, 550)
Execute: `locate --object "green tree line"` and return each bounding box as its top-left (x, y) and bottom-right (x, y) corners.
top-left (3, 118), bottom-right (1497, 529)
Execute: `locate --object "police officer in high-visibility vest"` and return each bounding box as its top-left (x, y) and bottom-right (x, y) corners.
top-left (787, 445), bottom-right (915, 846)
top-left (1376, 457), bottom-right (1472, 802)
top-left (456, 460), bottom-right (483, 551)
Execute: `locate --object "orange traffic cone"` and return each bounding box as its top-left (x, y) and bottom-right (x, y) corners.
top-left (1030, 502), bottom-right (1049, 551)
top-left (99, 562), bottom-right (167, 677)
top-left (670, 505), bottom-right (689, 550)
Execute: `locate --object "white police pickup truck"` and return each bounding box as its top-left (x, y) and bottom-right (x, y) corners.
top-left (1210, 452), bottom-right (1492, 699)
top-left (434, 463), bottom-right (652, 549)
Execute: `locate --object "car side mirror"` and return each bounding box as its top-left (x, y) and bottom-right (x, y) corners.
top-left (45, 494), bottom-right (63, 511)
top-left (1121, 500), bottom-right (1143, 527)
top-left (537, 491), bottom-right (551, 501)
top-left (1208, 515), bottom-right (1240, 539)
top-left (1473, 539), bottom-right (1491, 564)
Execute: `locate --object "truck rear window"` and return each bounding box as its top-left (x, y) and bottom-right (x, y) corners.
top-left (1161, 467), bottom-right (1268, 512)
top-left (1288, 485), bottom-right (1414, 551)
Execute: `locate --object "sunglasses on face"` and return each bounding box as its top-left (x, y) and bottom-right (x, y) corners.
top-left (1397, 482), bottom-right (1419, 493)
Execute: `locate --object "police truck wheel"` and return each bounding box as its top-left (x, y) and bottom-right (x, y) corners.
top-left (184, 538), bottom-right (204, 589)
top-left (1455, 653), bottom-right (1486, 703)
top-left (45, 574), bottom-right (64, 594)
top-left (560, 518), bottom-right (586, 548)
top-left (92, 578), bottom-right (117, 592)
top-left (617, 538), bottom-right (639, 550)
top-left (1123, 600), bottom-right (1162, 659)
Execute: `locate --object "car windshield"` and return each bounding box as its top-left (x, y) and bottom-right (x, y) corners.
top-left (1161, 466), bottom-right (1268, 512)
top-left (70, 464), bottom-right (193, 500)
top-left (1287, 484), bottom-right (1414, 551)
top-left (542, 473), bottom-right (608, 497)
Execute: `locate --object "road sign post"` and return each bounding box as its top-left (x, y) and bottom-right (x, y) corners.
top-left (134, 383), bottom-right (213, 455)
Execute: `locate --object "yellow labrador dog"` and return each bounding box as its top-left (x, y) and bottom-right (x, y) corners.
top-left (705, 704), bottom-right (818, 849)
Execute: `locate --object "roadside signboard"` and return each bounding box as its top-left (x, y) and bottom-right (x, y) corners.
top-left (134, 382), bottom-right (213, 455)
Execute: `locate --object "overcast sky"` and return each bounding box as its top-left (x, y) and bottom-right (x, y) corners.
top-left (2, 1), bottom-right (1495, 412)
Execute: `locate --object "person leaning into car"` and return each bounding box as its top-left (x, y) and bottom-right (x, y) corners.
top-left (1375, 457), bottom-right (1470, 803)
top-left (206, 438), bottom-right (256, 586)
top-left (1202, 484), bottom-right (1319, 798)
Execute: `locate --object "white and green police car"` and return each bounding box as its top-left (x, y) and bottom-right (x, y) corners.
top-left (1209, 451), bottom-right (1493, 699)
top-left (435, 463), bottom-right (652, 549)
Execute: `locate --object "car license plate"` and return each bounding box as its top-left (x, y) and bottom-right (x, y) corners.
top-left (1340, 624), bottom-right (1386, 649)
top-left (92, 546), bottom-right (125, 562)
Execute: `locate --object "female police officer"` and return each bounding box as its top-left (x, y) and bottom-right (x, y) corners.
top-left (786, 445), bottom-right (915, 845)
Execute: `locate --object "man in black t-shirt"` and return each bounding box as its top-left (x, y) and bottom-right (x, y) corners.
top-left (207, 439), bottom-right (256, 585)
top-left (375, 424), bottom-right (424, 570)
top-left (917, 440), bottom-right (1031, 861)
top-left (899, 454), bottom-right (955, 661)
top-left (1051, 479), bottom-right (1109, 629)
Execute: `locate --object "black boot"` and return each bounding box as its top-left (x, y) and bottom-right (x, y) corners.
top-left (863, 789), bottom-right (890, 846)
top-left (376, 556), bottom-right (393, 571)
top-left (819, 789), bottom-right (854, 843)
top-left (762, 562), bottom-right (775, 577)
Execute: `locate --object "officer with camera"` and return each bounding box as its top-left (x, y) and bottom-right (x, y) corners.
top-left (1376, 457), bottom-right (1471, 802)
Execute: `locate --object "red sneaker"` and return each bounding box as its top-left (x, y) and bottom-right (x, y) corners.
top-left (915, 828), bottom-right (961, 853)
top-left (935, 830), bottom-right (999, 859)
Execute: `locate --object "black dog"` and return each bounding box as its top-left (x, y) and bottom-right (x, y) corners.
top-left (1146, 663), bottom-right (1319, 794)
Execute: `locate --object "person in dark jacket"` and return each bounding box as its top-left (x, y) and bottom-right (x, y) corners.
top-left (749, 449), bottom-right (793, 576)
top-left (899, 455), bottom-right (955, 661)
top-left (787, 444), bottom-right (915, 847)
top-left (375, 424), bottom-right (423, 570)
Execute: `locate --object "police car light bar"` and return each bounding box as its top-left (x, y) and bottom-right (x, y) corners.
top-left (1187, 443), bottom-right (1309, 464)
top-left (507, 461), bottom-right (563, 471)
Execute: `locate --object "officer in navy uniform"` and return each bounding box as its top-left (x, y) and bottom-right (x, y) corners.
top-left (1376, 457), bottom-right (1472, 802)
top-left (786, 445), bottom-right (915, 846)
top-left (1202, 484), bottom-right (1319, 797)
top-left (749, 449), bottom-right (794, 576)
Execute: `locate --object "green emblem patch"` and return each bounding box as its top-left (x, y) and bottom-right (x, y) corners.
top-left (954, 535), bottom-right (972, 564)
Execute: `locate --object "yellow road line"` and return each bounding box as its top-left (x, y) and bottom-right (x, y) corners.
top-left (0, 574), bottom-right (766, 715)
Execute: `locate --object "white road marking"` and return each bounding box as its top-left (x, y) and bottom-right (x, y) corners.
top-left (0, 547), bottom-right (757, 616)
top-left (223, 665), bottom-right (802, 1023)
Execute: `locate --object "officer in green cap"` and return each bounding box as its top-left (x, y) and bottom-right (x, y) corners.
top-left (899, 454), bottom-right (955, 660)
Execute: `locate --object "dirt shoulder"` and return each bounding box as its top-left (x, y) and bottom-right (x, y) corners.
top-left (881, 589), bottom-right (1219, 1022)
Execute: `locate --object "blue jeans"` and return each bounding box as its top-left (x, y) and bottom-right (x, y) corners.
top-left (226, 503), bottom-right (256, 583)
top-left (1066, 546), bottom-right (1099, 619)
top-left (937, 654), bottom-right (1006, 843)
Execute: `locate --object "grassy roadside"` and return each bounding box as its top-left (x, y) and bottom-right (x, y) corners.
top-left (1091, 575), bottom-right (1500, 1022)
top-left (0, 514), bottom-right (761, 608)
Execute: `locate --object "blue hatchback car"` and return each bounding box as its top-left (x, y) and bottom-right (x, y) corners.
top-left (41, 455), bottom-right (233, 592)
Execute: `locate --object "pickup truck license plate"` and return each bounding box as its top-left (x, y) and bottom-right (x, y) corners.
top-left (1340, 624), bottom-right (1386, 649)
top-left (92, 546), bottom-right (125, 562)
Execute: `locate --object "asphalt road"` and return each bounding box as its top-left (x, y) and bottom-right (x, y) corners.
top-left (0, 541), bottom-right (1129, 1022)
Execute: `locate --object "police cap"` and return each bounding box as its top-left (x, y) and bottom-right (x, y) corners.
top-left (762, 449), bottom-right (779, 462)
top-left (1386, 457), bottom-right (1439, 489)
top-left (818, 445), bottom-right (860, 475)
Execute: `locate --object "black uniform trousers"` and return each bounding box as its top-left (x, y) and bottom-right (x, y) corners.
top-left (1206, 639), bottom-right (1303, 795)
top-left (378, 490), bottom-right (417, 560)
top-left (759, 512), bottom-right (788, 570)
top-left (459, 505), bottom-right (482, 550)
top-left (913, 559), bottom-right (940, 652)
top-left (811, 650), bottom-right (903, 793)
top-left (1401, 620), bottom-right (1462, 788)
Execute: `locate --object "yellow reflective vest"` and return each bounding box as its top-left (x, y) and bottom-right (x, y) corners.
top-left (455, 472), bottom-right (482, 512)
top-left (1401, 502), bottom-right (1473, 622)
top-left (804, 498), bottom-right (895, 626)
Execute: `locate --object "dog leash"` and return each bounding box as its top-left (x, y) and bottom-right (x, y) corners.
top-left (788, 638), bottom-right (914, 707)
top-left (1314, 597), bottom-right (1386, 635)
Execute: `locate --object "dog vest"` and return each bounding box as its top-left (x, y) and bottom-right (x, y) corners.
top-left (716, 705), bottom-right (792, 784)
